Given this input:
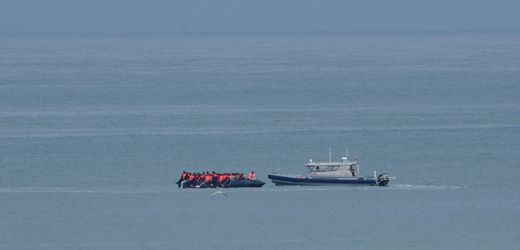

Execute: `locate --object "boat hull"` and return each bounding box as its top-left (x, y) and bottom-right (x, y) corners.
top-left (268, 174), bottom-right (389, 186)
top-left (228, 180), bottom-right (265, 188)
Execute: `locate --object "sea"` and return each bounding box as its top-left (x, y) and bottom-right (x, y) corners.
top-left (0, 32), bottom-right (519, 249)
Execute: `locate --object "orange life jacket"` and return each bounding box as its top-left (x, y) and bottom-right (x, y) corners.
top-left (218, 175), bottom-right (227, 182)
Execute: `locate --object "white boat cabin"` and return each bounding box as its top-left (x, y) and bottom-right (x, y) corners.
top-left (305, 157), bottom-right (359, 177)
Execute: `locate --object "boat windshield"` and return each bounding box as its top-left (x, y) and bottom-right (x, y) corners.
top-left (307, 165), bottom-right (341, 172)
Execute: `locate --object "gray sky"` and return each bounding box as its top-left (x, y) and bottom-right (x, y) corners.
top-left (1, 0), bottom-right (519, 34)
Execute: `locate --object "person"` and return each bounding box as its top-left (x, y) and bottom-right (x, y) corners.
top-left (204, 173), bottom-right (213, 187)
top-left (177, 171), bottom-right (186, 187)
top-left (218, 173), bottom-right (229, 187)
top-left (249, 171), bottom-right (256, 181)
top-left (211, 171), bottom-right (218, 187)
top-left (195, 173), bottom-right (204, 187)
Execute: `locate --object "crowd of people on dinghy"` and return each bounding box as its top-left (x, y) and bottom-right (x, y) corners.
top-left (177, 171), bottom-right (256, 188)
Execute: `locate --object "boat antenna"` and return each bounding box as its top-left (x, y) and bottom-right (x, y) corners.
top-left (329, 147), bottom-right (332, 162)
top-left (345, 147), bottom-right (349, 159)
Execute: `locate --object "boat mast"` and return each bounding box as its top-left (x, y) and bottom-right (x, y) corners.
top-left (328, 147), bottom-right (331, 162)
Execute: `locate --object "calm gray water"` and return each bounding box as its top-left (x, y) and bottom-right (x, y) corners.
top-left (1, 33), bottom-right (519, 249)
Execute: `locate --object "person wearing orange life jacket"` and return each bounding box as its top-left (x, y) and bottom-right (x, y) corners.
top-left (196, 173), bottom-right (204, 186)
top-left (223, 173), bottom-right (231, 187)
top-left (177, 171), bottom-right (186, 186)
top-left (217, 174), bottom-right (226, 182)
top-left (217, 174), bottom-right (228, 187)
top-left (211, 171), bottom-right (218, 186)
top-left (177, 171), bottom-right (185, 188)
top-left (183, 173), bottom-right (195, 188)
top-left (204, 174), bottom-right (213, 187)
top-left (249, 171), bottom-right (256, 181)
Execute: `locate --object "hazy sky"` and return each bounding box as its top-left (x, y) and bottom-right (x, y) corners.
top-left (1, 0), bottom-right (519, 34)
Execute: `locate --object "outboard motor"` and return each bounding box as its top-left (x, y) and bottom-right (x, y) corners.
top-left (377, 173), bottom-right (391, 186)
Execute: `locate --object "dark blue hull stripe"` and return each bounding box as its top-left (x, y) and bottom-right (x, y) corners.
top-left (268, 174), bottom-right (386, 186)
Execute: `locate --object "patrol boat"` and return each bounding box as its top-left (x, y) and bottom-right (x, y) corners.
top-left (268, 150), bottom-right (391, 186)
